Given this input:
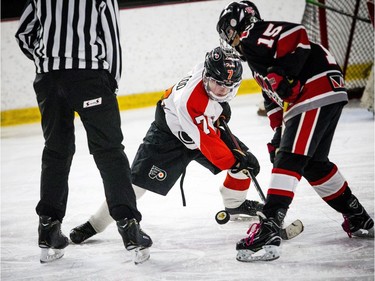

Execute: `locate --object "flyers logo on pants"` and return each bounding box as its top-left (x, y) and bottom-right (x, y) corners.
top-left (149, 165), bottom-right (167, 181)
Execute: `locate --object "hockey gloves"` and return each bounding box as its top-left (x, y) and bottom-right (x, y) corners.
top-left (231, 149), bottom-right (260, 176)
top-left (267, 127), bottom-right (282, 164)
top-left (216, 102), bottom-right (231, 127)
top-left (266, 66), bottom-right (301, 103)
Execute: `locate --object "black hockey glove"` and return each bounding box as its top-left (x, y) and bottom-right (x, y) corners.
top-left (266, 66), bottom-right (301, 102)
top-left (216, 102), bottom-right (231, 127)
top-left (267, 127), bottom-right (282, 164)
top-left (231, 149), bottom-right (260, 176)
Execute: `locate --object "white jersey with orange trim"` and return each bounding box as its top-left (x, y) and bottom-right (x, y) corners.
top-left (161, 62), bottom-right (236, 171)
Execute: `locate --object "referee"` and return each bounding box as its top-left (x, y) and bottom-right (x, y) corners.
top-left (15, 0), bottom-right (152, 264)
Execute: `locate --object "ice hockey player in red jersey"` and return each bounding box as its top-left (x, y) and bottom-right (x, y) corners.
top-left (69, 47), bottom-right (263, 244)
top-left (217, 1), bottom-right (374, 262)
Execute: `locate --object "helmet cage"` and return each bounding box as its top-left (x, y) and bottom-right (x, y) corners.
top-left (218, 22), bottom-right (238, 46)
top-left (203, 69), bottom-right (240, 102)
top-left (219, 38), bottom-right (242, 59)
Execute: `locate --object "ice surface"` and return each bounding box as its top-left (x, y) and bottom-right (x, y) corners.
top-left (1, 94), bottom-right (374, 280)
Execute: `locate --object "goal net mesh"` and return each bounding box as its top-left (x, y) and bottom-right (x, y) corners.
top-left (301, 0), bottom-right (374, 95)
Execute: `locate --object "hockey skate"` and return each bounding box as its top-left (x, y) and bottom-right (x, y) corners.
top-left (236, 211), bottom-right (283, 262)
top-left (117, 218), bottom-right (153, 264)
top-left (342, 196), bottom-right (374, 238)
top-left (226, 199), bottom-right (264, 219)
top-left (38, 216), bottom-right (69, 263)
top-left (70, 221), bottom-right (97, 244)
top-left (215, 200), bottom-right (263, 225)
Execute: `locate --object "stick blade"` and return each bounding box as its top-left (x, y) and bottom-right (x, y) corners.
top-left (280, 219), bottom-right (304, 240)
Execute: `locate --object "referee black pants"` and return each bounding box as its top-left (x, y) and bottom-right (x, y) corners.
top-left (33, 69), bottom-right (141, 222)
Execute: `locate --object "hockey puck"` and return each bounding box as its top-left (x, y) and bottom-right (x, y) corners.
top-left (215, 210), bottom-right (230, 224)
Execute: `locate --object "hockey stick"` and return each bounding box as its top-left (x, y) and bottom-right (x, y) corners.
top-left (220, 119), bottom-right (266, 202)
top-left (219, 118), bottom-right (304, 240)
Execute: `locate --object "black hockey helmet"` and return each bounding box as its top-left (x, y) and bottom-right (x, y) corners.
top-left (203, 47), bottom-right (243, 102)
top-left (217, 1), bottom-right (262, 46)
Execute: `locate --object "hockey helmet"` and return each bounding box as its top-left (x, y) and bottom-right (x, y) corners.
top-left (217, 1), bottom-right (262, 46)
top-left (203, 47), bottom-right (243, 102)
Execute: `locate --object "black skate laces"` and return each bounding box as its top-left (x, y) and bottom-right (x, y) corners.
top-left (245, 222), bottom-right (261, 246)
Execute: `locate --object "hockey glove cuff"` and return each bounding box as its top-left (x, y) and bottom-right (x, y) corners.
top-left (266, 67), bottom-right (301, 102)
top-left (231, 149), bottom-right (260, 177)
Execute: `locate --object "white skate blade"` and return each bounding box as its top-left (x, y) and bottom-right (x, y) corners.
top-left (40, 248), bottom-right (65, 263)
top-left (229, 214), bottom-right (240, 221)
top-left (280, 219), bottom-right (304, 240)
top-left (352, 226), bottom-right (374, 238)
top-left (236, 245), bottom-right (280, 262)
top-left (230, 214), bottom-right (253, 221)
top-left (229, 214), bottom-right (258, 222)
top-left (129, 247), bottom-right (150, 265)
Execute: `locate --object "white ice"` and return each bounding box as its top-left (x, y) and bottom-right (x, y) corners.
top-left (1, 94), bottom-right (374, 280)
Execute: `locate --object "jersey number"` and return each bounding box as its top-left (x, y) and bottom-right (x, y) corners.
top-left (257, 23), bottom-right (282, 48)
top-left (195, 115), bottom-right (210, 134)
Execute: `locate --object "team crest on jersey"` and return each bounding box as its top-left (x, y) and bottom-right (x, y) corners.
top-left (328, 74), bottom-right (345, 90)
top-left (178, 131), bottom-right (195, 145)
top-left (149, 165), bottom-right (167, 181)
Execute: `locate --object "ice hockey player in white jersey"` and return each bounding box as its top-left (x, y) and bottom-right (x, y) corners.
top-left (70, 47), bottom-right (263, 244)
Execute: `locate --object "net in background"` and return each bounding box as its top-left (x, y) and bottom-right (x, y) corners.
top-left (302, 0), bottom-right (374, 98)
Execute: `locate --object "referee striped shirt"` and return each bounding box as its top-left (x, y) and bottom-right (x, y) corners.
top-left (15, 0), bottom-right (122, 84)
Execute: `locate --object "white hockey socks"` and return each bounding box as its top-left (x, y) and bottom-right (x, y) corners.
top-left (88, 185), bottom-right (148, 233)
top-left (220, 171), bottom-right (251, 209)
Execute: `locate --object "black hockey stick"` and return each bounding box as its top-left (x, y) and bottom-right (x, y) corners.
top-left (219, 118), bottom-right (304, 240)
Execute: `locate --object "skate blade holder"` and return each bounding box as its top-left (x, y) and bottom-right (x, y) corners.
top-left (130, 247), bottom-right (151, 265)
top-left (236, 245), bottom-right (280, 262)
top-left (40, 248), bottom-right (65, 263)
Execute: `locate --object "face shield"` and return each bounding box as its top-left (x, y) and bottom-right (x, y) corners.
top-left (203, 71), bottom-right (241, 102)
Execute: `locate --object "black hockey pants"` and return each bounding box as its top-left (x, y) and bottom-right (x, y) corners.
top-left (33, 69), bottom-right (140, 222)
top-left (263, 102), bottom-right (352, 217)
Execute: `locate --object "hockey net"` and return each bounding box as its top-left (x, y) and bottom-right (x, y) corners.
top-left (301, 0), bottom-right (374, 110)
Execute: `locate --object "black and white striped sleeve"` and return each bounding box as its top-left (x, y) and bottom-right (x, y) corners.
top-left (14, 0), bottom-right (123, 83)
top-left (99, 0), bottom-right (122, 84)
top-left (15, 0), bottom-right (39, 60)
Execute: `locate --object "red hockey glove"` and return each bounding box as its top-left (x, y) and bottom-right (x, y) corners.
top-left (231, 149), bottom-right (260, 176)
top-left (266, 67), bottom-right (301, 102)
top-left (267, 127), bottom-right (282, 164)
